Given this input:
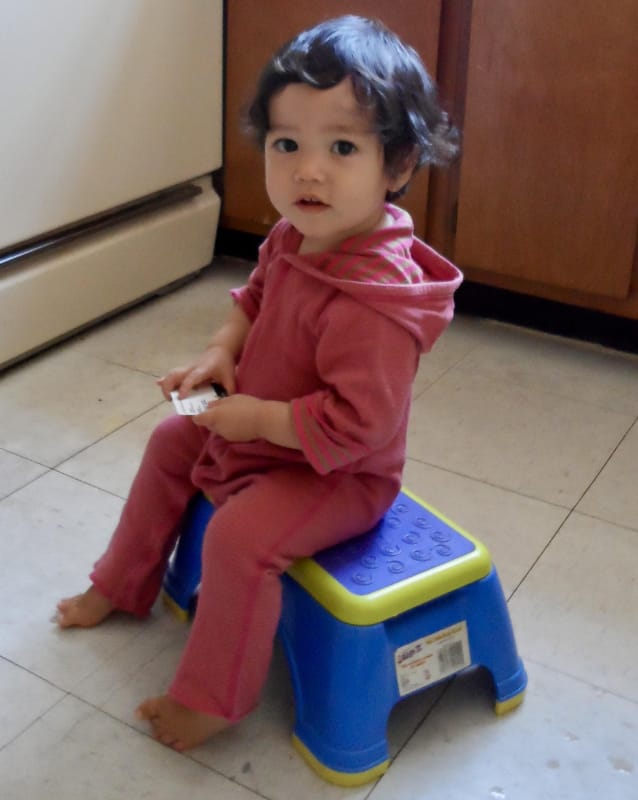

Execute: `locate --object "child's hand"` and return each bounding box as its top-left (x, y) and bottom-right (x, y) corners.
top-left (157, 346), bottom-right (236, 401)
top-left (192, 394), bottom-right (262, 441)
top-left (193, 395), bottom-right (302, 450)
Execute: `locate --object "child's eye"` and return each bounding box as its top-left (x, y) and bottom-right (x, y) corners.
top-left (331, 140), bottom-right (357, 156)
top-left (272, 138), bottom-right (298, 153)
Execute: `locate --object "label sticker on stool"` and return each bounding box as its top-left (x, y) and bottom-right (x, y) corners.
top-left (394, 621), bottom-right (471, 697)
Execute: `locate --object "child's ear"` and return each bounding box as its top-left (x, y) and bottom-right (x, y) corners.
top-left (387, 149), bottom-right (419, 194)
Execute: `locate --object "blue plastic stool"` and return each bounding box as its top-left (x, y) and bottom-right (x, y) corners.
top-left (163, 489), bottom-right (527, 786)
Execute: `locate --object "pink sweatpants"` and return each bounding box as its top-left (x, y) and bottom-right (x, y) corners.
top-left (91, 414), bottom-right (396, 721)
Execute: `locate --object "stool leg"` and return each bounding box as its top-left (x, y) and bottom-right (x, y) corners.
top-left (163, 494), bottom-right (214, 620)
top-left (465, 568), bottom-right (527, 713)
top-left (279, 576), bottom-right (394, 786)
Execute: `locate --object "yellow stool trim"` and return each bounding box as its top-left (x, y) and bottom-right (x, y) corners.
top-left (162, 590), bottom-right (190, 622)
top-left (292, 735), bottom-right (389, 786)
top-left (287, 489), bottom-right (492, 626)
top-left (495, 691), bottom-right (526, 716)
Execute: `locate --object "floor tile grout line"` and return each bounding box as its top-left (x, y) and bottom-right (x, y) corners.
top-left (59, 622), bottom-right (182, 699)
top-left (388, 420), bottom-right (638, 776)
top-left (407, 409), bottom-right (638, 527)
top-left (0, 398), bottom-right (167, 505)
top-left (52, 399), bottom-right (167, 469)
top-left (403, 454), bottom-right (623, 605)
top-left (415, 319), bottom-right (638, 413)
top-left (368, 683), bottom-right (454, 793)
top-left (101, 361), bottom-right (162, 379)
top-left (380, 421), bottom-right (638, 779)
top-left (572, 508), bottom-right (638, 536)
top-left (0, 653), bottom-right (67, 695)
top-left (0, 653), bottom-right (270, 800)
top-left (83, 706), bottom-right (274, 800)
top-left (507, 418), bottom-right (638, 602)
top-left (0, 465), bottom-right (54, 503)
top-left (44, 399), bottom-right (170, 499)
top-left (0, 680), bottom-right (70, 755)
top-left (404, 456), bottom-right (576, 512)
top-left (45, 692), bottom-right (272, 799)
top-left (43, 401), bottom-right (170, 500)
top-left (370, 649), bottom-right (638, 794)
top-left (506, 509), bottom-right (572, 603)
top-left (0, 445), bottom-right (49, 468)
top-left (572, 415), bottom-right (638, 505)
top-left (412, 338), bottom-right (489, 400)
top-left (1, 460), bottom-right (127, 504)
top-left (441, 361), bottom-right (638, 417)
top-left (49, 469), bottom-right (130, 502)
top-left (0, 700), bottom-right (69, 756)
top-left (521, 655), bottom-right (638, 707)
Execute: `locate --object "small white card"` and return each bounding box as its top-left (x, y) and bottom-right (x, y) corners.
top-left (170, 384), bottom-right (226, 416)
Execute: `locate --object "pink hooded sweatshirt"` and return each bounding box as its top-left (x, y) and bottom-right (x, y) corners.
top-left (193, 204), bottom-right (462, 498)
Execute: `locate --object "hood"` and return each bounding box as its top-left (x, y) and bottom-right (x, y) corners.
top-left (276, 204), bottom-right (463, 353)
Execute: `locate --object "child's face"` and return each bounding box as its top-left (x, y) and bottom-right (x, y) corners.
top-left (264, 79), bottom-right (411, 254)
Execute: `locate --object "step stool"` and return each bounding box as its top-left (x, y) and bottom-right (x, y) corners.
top-left (163, 489), bottom-right (527, 786)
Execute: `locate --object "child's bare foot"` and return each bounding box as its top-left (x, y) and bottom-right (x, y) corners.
top-left (135, 695), bottom-right (229, 751)
top-left (55, 586), bottom-right (114, 628)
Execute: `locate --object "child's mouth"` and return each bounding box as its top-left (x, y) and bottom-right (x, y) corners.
top-left (295, 197), bottom-right (329, 211)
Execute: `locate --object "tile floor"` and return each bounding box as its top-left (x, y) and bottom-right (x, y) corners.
top-left (1, 256), bottom-right (637, 799)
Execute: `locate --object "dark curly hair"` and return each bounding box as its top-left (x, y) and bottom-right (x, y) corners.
top-left (246, 15), bottom-right (460, 200)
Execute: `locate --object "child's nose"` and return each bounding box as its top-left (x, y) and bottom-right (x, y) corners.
top-left (294, 151), bottom-right (326, 183)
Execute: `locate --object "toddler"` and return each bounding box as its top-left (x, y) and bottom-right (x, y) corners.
top-left (57, 15), bottom-right (463, 751)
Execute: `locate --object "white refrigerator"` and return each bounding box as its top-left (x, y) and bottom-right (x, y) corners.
top-left (0, 0), bottom-right (223, 368)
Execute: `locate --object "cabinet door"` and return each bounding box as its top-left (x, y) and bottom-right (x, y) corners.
top-left (223, 0), bottom-right (442, 238)
top-left (453, 0), bottom-right (638, 298)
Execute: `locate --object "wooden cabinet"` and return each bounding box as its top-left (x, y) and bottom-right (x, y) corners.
top-left (222, 1), bottom-right (638, 318)
top-left (439, 0), bottom-right (638, 317)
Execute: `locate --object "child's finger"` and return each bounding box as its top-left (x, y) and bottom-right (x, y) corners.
top-left (192, 406), bottom-right (216, 429)
top-left (156, 377), bottom-right (175, 401)
top-left (177, 371), bottom-right (205, 398)
top-left (157, 372), bottom-right (185, 400)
